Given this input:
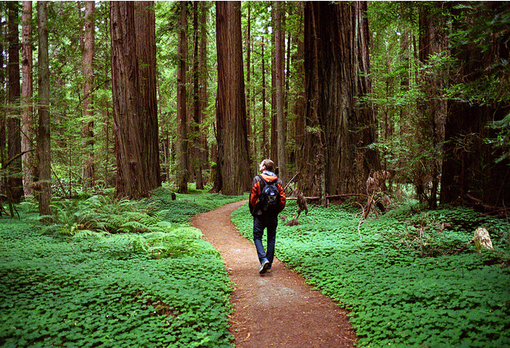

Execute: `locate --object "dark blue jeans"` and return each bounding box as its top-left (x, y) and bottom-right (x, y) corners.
top-left (253, 215), bottom-right (278, 266)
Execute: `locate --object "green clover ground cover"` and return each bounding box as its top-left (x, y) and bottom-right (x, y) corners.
top-left (0, 188), bottom-right (245, 348)
top-left (231, 201), bottom-right (510, 347)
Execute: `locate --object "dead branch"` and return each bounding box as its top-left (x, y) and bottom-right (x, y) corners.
top-left (283, 172), bottom-right (300, 191)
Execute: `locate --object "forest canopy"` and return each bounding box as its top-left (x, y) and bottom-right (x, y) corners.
top-left (0, 1), bottom-right (508, 213)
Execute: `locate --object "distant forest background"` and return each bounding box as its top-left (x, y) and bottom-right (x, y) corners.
top-left (0, 1), bottom-right (509, 215)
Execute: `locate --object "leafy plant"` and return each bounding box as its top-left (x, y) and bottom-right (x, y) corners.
top-left (0, 188), bottom-right (244, 347)
top-left (232, 200), bottom-right (510, 347)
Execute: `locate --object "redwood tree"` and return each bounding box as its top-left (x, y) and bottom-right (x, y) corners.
top-left (21, 0), bottom-right (34, 198)
top-left (274, 1), bottom-right (286, 182)
top-left (214, 1), bottom-right (251, 195)
top-left (7, 1), bottom-right (23, 202)
top-left (81, 1), bottom-right (95, 188)
top-left (134, 1), bottom-right (161, 191)
top-left (299, 1), bottom-right (380, 199)
top-left (110, 1), bottom-right (160, 199)
top-left (441, 2), bottom-right (510, 208)
top-left (416, 3), bottom-right (447, 208)
top-left (177, 1), bottom-right (188, 194)
top-left (37, 1), bottom-right (51, 217)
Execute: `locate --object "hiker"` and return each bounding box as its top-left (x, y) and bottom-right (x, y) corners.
top-left (249, 159), bottom-right (286, 274)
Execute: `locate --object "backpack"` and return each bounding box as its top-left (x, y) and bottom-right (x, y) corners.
top-left (258, 175), bottom-right (280, 214)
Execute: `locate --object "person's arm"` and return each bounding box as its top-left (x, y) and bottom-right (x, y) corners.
top-left (277, 179), bottom-right (286, 211)
top-left (249, 176), bottom-right (262, 215)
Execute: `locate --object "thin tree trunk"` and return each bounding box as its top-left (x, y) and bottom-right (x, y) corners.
top-left (81, 1), bottom-right (95, 189)
top-left (198, 2), bottom-right (209, 177)
top-left (261, 36), bottom-right (268, 159)
top-left (37, 1), bottom-right (51, 217)
top-left (177, 1), bottom-right (188, 193)
top-left (192, 1), bottom-right (203, 190)
top-left (0, 13), bottom-right (5, 206)
top-left (418, 4), bottom-right (447, 209)
top-left (274, 1), bottom-right (286, 182)
top-left (270, 5), bottom-right (277, 163)
top-left (291, 3), bottom-right (305, 172)
top-left (246, 3), bottom-right (253, 167)
top-left (21, 1), bottom-right (34, 198)
top-left (7, 2), bottom-right (23, 203)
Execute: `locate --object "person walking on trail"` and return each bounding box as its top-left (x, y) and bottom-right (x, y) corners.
top-left (249, 159), bottom-right (287, 274)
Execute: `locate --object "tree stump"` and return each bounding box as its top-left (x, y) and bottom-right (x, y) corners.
top-left (474, 227), bottom-right (494, 253)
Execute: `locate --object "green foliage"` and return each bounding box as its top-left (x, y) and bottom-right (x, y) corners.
top-left (0, 189), bottom-right (243, 347)
top-left (488, 113), bottom-right (510, 164)
top-left (232, 201), bottom-right (510, 347)
top-left (40, 187), bottom-right (246, 238)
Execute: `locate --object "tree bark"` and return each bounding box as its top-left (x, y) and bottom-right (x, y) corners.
top-left (21, 1), bottom-right (35, 198)
top-left (81, 1), bottom-right (95, 189)
top-left (441, 2), bottom-right (510, 208)
top-left (7, 2), bottom-right (23, 203)
top-left (261, 36), bottom-right (269, 159)
top-left (417, 3), bottom-right (447, 209)
top-left (299, 1), bottom-right (380, 200)
top-left (134, 1), bottom-right (161, 191)
top-left (37, 1), bottom-right (51, 217)
top-left (110, 1), bottom-right (160, 199)
top-left (192, 1), bottom-right (203, 190)
top-left (291, 3), bottom-right (305, 172)
top-left (214, 1), bottom-right (251, 195)
top-left (177, 1), bottom-right (188, 194)
top-left (274, 1), bottom-right (286, 183)
top-left (198, 2), bottom-right (210, 181)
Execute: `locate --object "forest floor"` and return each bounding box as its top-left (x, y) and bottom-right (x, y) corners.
top-left (191, 200), bottom-right (358, 348)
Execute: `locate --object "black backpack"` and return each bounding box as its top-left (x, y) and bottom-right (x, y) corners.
top-left (258, 175), bottom-right (280, 214)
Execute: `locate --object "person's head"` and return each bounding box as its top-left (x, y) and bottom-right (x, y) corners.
top-left (259, 159), bottom-right (275, 173)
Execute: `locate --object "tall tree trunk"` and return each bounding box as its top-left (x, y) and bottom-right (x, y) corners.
top-left (134, 1), bottom-right (161, 190)
top-left (110, 1), bottom-right (160, 199)
top-left (291, 3), bottom-right (305, 173)
top-left (198, 2), bottom-right (209, 178)
top-left (441, 2), bottom-right (510, 208)
top-left (177, 1), bottom-right (188, 193)
top-left (21, 1), bottom-right (34, 198)
top-left (214, 1), bottom-right (251, 195)
top-left (7, 2), bottom-right (23, 203)
top-left (274, 1), bottom-right (286, 183)
top-left (0, 10), bottom-right (6, 205)
top-left (192, 1), bottom-right (203, 190)
top-left (270, 5), bottom-right (277, 163)
top-left (37, 1), bottom-right (51, 217)
top-left (299, 1), bottom-right (380, 199)
top-left (245, 3), bottom-right (253, 167)
top-left (81, 1), bottom-right (95, 189)
top-left (417, 3), bottom-right (447, 209)
top-left (261, 36), bottom-right (268, 159)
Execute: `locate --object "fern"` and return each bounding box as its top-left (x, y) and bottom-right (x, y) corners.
top-left (73, 229), bottom-right (108, 238)
top-left (119, 220), bottom-right (150, 233)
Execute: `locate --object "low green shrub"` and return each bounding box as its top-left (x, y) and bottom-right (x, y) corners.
top-left (0, 188), bottom-right (245, 348)
top-left (232, 201), bottom-right (510, 347)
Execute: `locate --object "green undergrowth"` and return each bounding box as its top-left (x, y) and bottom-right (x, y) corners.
top-left (231, 201), bottom-right (510, 347)
top-left (0, 187), bottom-right (246, 348)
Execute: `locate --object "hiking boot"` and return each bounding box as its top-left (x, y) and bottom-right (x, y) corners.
top-left (259, 259), bottom-right (270, 274)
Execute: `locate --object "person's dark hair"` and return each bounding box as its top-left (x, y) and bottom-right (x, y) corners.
top-left (261, 159), bottom-right (275, 172)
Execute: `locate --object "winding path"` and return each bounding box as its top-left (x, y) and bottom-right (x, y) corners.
top-left (191, 200), bottom-right (357, 347)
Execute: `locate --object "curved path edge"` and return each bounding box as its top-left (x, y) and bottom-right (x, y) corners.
top-left (191, 200), bottom-right (357, 348)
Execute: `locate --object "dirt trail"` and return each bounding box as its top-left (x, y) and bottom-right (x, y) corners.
top-left (191, 200), bottom-right (357, 347)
